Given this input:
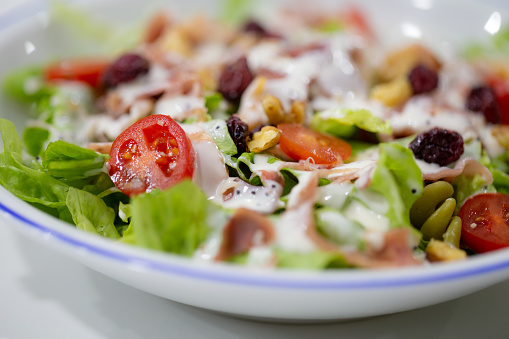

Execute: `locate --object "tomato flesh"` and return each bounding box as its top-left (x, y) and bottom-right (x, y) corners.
top-left (277, 123), bottom-right (352, 165)
top-left (459, 193), bottom-right (509, 253)
top-left (488, 78), bottom-right (509, 125)
top-left (45, 58), bottom-right (109, 88)
top-left (108, 115), bottom-right (195, 196)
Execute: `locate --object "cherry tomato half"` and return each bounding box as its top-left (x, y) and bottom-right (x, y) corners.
top-left (487, 77), bottom-right (509, 125)
top-left (277, 123), bottom-right (352, 165)
top-left (108, 115), bottom-right (195, 196)
top-left (459, 193), bottom-right (509, 253)
top-left (45, 58), bottom-right (110, 88)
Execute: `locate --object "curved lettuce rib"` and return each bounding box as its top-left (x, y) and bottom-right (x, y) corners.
top-left (0, 119), bottom-right (120, 239)
top-left (129, 180), bottom-right (224, 256)
top-left (350, 143), bottom-right (423, 228)
top-left (311, 108), bottom-right (392, 138)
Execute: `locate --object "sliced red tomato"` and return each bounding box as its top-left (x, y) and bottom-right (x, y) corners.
top-left (108, 115), bottom-right (195, 196)
top-left (487, 77), bottom-right (509, 125)
top-left (45, 58), bottom-right (110, 88)
top-left (341, 5), bottom-right (374, 39)
top-left (277, 123), bottom-right (352, 165)
top-left (459, 193), bottom-right (509, 253)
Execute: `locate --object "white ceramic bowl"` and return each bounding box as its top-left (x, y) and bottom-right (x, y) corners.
top-left (1, 0), bottom-right (508, 321)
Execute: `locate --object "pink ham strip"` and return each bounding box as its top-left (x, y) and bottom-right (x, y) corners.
top-left (422, 157), bottom-right (493, 184)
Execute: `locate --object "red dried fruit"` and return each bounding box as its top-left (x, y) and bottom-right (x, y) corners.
top-left (409, 127), bottom-right (464, 166)
top-left (243, 20), bottom-right (269, 36)
top-left (226, 115), bottom-right (249, 155)
top-left (466, 85), bottom-right (502, 124)
top-left (408, 64), bottom-right (439, 95)
top-left (218, 57), bottom-right (254, 103)
top-left (102, 53), bottom-right (150, 88)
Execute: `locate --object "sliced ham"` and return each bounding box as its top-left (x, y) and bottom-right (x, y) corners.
top-left (215, 208), bottom-right (275, 261)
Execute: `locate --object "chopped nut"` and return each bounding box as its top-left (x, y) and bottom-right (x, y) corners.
top-left (425, 239), bottom-right (467, 262)
top-left (492, 125), bottom-right (509, 150)
top-left (252, 76), bottom-right (266, 97)
top-left (197, 68), bottom-right (218, 92)
top-left (262, 95), bottom-right (307, 124)
top-left (158, 27), bottom-right (193, 57)
top-left (378, 44), bottom-right (441, 82)
top-left (247, 126), bottom-right (281, 153)
top-left (289, 100), bottom-right (306, 124)
top-left (370, 75), bottom-right (413, 107)
top-left (262, 94), bottom-right (286, 125)
top-left (87, 142), bottom-right (112, 154)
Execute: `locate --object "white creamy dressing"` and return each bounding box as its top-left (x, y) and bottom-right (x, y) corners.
top-left (435, 59), bottom-right (481, 110)
top-left (325, 159), bottom-right (376, 182)
top-left (343, 200), bottom-right (390, 232)
top-left (390, 96), bottom-right (475, 136)
top-left (239, 35), bottom-right (368, 127)
top-left (180, 124), bottom-right (229, 198)
top-left (315, 181), bottom-right (353, 209)
top-left (285, 170), bottom-right (316, 209)
top-left (275, 202), bottom-right (317, 252)
top-left (87, 99), bottom-right (153, 141)
top-left (315, 209), bottom-right (361, 251)
top-left (249, 154), bottom-right (284, 173)
top-left (316, 35), bottom-right (368, 97)
top-left (115, 64), bottom-right (172, 107)
top-left (214, 177), bottom-right (284, 213)
top-left (154, 95), bottom-right (205, 120)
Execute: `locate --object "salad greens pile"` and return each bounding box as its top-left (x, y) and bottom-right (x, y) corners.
top-left (1, 1), bottom-right (509, 269)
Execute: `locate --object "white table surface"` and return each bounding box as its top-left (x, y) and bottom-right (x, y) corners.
top-left (2, 0), bottom-right (509, 338)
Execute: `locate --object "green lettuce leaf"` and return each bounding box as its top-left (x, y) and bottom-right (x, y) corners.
top-left (129, 180), bottom-right (215, 255)
top-left (350, 143), bottom-right (423, 228)
top-left (315, 207), bottom-right (364, 250)
top-left (202, 119), bottom-right (238, 156)
top-left (220, 0), bottom-right (254, 25)
top-left (2, 66), bottom-right (55, 103)
top-left (66, 187), bottom-right (119, 239)
top-left (23, 126), bottom-right (50, 157)
top-left (42, 140), bottom-right (108, 179)
top-left (311, 108), bottom-right (392, 138)
top-left (0, 119), bottom-right (69, 208)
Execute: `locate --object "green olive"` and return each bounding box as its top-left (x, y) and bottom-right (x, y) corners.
top-left (420, 198), bottom-right (456, 241)
top-left (410, 181), bottom-right (454, 229)
top-left (443, 216), bottom-right (462, 248)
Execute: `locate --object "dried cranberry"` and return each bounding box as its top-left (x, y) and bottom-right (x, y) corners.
top-left (102, 53), bottom-right (150, 88)
top-left (226, 115), bottom-right (249, 155)
top-left (466, 85), bottom-right (502, 124)
top-left (409, 127), bottom-right (464, 166)
top-left (218, 57), bottom-right (254, 103)
top-left (408, 64), bottom-right (439, 95)
top-left (243, 20), bottom-right (269, 36)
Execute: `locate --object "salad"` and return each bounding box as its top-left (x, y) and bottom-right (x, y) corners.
top-left (1, 1), bottom-right (508, 270)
